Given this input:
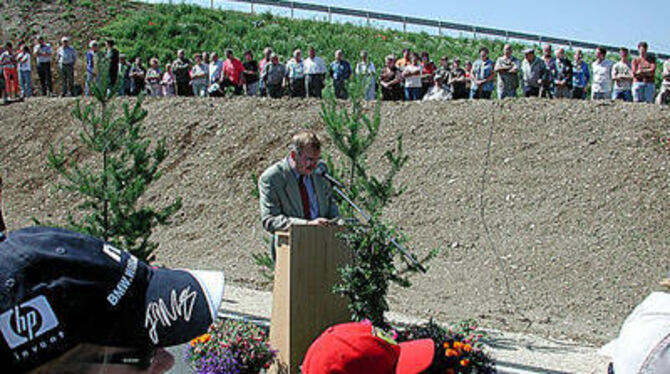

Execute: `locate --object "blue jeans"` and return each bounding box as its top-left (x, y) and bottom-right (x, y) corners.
top-left (632, 82), bottom-right (654, 103)
top-left (404, 87), bottom-right (422, 101)
top-left (498, 88), bottom-right (517, 99)
top-left (612, 89), bottom-right (632, 102)
top-left (592, 91), bottom-right (610, 100)
top-left (19, 70), bottom-right (32, 97)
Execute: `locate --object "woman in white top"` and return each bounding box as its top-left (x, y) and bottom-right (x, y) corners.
top-left (17, 44), bottom-right (32, 98)
top-left (355, 50), bottom-right (376, 100)
top-left (402, 52), bottom-right (423, 101)
top-left (145, 58), bottom-right (163, 97)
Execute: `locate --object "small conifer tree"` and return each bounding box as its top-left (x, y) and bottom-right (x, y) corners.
top-left (45, 62), bottom-right (181, 261)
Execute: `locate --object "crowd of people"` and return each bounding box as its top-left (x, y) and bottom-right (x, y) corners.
top-left (1, 35), bottom-right (670, 105)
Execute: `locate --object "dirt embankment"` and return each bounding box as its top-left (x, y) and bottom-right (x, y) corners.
top-left (1, 97), bottom-right (668, 344)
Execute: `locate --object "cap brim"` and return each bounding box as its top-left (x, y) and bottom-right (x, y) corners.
top-left (395, 339), bottom-right (435, 374)
top-left (143, 268), bottom-right (224, 347)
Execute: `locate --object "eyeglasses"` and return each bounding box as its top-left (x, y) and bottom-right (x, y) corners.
top-left (83, 347), bottom-right (156, 370)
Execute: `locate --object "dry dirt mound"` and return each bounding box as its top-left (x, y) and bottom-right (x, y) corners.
top-left (1, 97), bottom-right (668, 344)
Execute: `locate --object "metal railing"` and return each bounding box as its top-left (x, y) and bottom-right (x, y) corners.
top-left (156, 0), bottom-right (669, 59)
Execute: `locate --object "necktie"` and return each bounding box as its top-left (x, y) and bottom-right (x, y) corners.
top-left (298, 176), bottom-right (311, 220)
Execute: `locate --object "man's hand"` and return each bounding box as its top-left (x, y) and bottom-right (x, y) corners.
top-left (308, 218), bottom-right (330, 226)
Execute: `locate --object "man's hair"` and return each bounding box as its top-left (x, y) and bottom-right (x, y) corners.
top-left (244, 50), bottom-right (253, 57)
top-left (106, 39), bottom-right (115, 46)
top-left (290, 130), bottom-right (321, 154)
top-left (638, 41), bottom-right (648, 49)
top-left (596, 46), bottom-right (607, 55)
top-left (620, 47), bottom-right (629, 54)
top-left (479, 46), bottom-right (489, 54)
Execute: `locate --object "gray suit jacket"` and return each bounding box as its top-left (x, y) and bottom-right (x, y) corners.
top-left (259, 158), bottom-right (339, 233)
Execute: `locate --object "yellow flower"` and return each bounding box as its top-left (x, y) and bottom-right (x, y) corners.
top-left (462, 344), bottom-right (472, 353)
top-left (445, 349), bottom-right (459, 357)
top-left (453, 341), bottom-right (463, 350)
top-left (460, 359), bottom-right (470, 367)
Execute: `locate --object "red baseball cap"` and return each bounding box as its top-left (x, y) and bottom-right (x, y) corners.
top-left (301, 322), bottom-right (435, 374)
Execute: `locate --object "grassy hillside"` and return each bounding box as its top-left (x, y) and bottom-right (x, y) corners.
top-left (101, 3), bottom-right (665, 86)
top-left (101, 3), bottom-right (528, 66)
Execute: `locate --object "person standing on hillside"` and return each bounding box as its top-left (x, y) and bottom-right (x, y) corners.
top-left (33, 35), bottom-right (53, 96)
top-left (539, 44), bottom-right (556, 98)
top-left (591, 47), bottom-right (614, 100)
top-left (161, 63), bottom-right (176, 97)
top-left (329, 50), bottom-right (352, 100)
top-left (190, 53), bottom-right (209, 97)
top-left (286, 49), bottom-right (306, 98)
top-left (258, 47), bottom-right (273, 96)
top-left (395, 48), bottom-right (411, 70)
top-left (494, 44), bottom-right (520, 99)
top-left (521, 48), bottom-right (547, 97)
top-left (553, 48), bottom-right (573, 99)
top-left (304, 47), bottom-right (328, 99)
top-left (448, 58), bottom-right (468, 100)
top-left (261, 53), bottom-right (286, 99)
top-left (435, 56), bottom-right (450, 80)
top-left (632, 41), bottom-right (657, 103)
top-left (172, 49), bottom-right (191, 96)
top-left (419, 52), bottom-right (436, 98)
top-left (17, 43), bottom-right (32, 98)
top-left (129, 57), bottom-right (145, 96)
top-left (380, 55), bottom-right (403, 101)
top-left (84, 40), bottom-right (100, 96)
top-left (242, 50), bottom-right (260, 96)
top-left (117, 53), bottom-right (130, 96)
top-left (355, 50), bottom-right (376, 101)
top-left (105, 39), bottom-right (119, 89)
top-left (656, 58), bottom-right (670, 105)
top-left (470, 46), bottom-right (495, 99)
top-left (145, 57), bottom-right (163, 97)
top-left (221, 49), bottom-right (245, 96)
top-left (56, 37), bottom-right (76, 97)
top-left (1, 42), bottom-right (20, 101)
top-left (612, 47), bottom-right (634, 102)
top-left (0, 45), bottom-right (5, 105)
top-left (402, 52), bottom-right (423, 101)
top-left (259, 130), bottom-right (339, 258)
top-left (572, 49), bottom-right (590, 99)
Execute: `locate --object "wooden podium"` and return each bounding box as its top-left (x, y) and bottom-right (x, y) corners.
top-left (269, 225), bottom-right (352, 374)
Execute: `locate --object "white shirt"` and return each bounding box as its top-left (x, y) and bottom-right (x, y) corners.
top-left (17, 51), bottom-right (31, 71)
top-left (355, 61), bottom-right (376, 76)
top-left (303, 56), bottom-right (327, 75)
top-left (591, 59), bottom-right (614, 93)
top-left (209, 60), bottom-right (223, 83)
top-left (403, 64), bottom-right (423, 88)
top-left (33, 43), bottom-right (52, 63)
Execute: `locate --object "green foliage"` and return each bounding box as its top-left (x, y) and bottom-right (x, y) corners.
top-left (45, 66), bottom-right (182, 262)
top-left (323, 77), bottom-right (432, 327)
top-left (101, 3), bottom-right (527, 70)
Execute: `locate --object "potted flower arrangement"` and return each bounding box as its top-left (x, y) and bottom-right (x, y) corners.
top-left (397, 319), bottom-right (496, 374)
top-left (187, 319), bottom-right (276, 374)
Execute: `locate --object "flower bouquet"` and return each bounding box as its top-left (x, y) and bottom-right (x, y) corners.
top-left (187, 319), bottom-right (276, 374)
top-left (397, 319), bottom-right (496, 374)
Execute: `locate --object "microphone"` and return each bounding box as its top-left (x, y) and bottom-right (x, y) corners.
top-left (315, 162), bottom-right (344, 188)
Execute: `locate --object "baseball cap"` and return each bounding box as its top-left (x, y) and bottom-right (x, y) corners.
top-left (0, 227), bottom-right (225, 372)
top-left (523, 48), bottom-right (535, 55)
top-left (301, 322), bottom-right (435, 374)
top-left (599, 292), bottom-right (670, 374)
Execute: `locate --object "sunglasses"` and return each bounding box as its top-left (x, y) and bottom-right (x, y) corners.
top-left (83, 347), bottom-right (156, 370)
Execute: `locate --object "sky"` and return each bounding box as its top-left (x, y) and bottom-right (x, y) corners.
top-left (146, 0), bottom-right (670, 55)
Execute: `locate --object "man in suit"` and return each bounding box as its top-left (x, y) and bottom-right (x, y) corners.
top-left (259, 130), bottom-right (339, 241)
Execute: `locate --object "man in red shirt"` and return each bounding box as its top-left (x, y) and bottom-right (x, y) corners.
top-left (221, 49), bottom-right (245, 95)
top-left (632, 41), bottom-right (657, 103)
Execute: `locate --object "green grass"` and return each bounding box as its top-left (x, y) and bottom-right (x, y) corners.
top-left (100, 3), bottom-right (664, 87)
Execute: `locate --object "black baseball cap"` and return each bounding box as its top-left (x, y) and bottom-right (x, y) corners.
top-left (0, 227), bottom-right (224, 372)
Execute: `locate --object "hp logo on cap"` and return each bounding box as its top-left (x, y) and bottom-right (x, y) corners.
top-left (0, 296), bottom-right (60, 349)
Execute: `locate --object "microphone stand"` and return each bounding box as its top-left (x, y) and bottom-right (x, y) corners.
top-left (322, 172), bottom-right (427, 273)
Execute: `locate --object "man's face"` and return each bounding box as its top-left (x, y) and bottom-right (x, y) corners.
top-left (80, 346), bottom-right (174, 374)
top-left (309, 48), bottom-right (315, 58)
top-left (504, 45), bottom-right (512, 57)
top-left (639, 45), bottom-right (647, 55)
top-left (480, 50), bottom-right (488, 59)
top-left (620, 49), bottom-right (628, 61)
top-left (596, 49), bottom-right (604, 60)
top-left (576, 51), bottom-right (583, 60)
top-left (177, 51), bottom-right (184, 59)
top-left (556, 49), bottom-right (565, 59)
top-left (440, 58), bottom-right (448, 67)
top-left (525, 53), bottom-right (534, 62)
top-left (296, 51), bottom-right (302, 60)
top-left (335, 51), bottom-right (342, 61)
top-left (543, 45), bottom-right (552, 57)
top-left (292, 146), bottom-right (321, 176)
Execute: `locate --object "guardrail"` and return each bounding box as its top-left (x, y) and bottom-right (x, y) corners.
top-left (151, 0), bottom-right (670, 60)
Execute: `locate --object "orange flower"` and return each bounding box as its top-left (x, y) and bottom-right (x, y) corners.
top-left (445, 349), bottom-right (459, 357)
top-left (460, 359), bottom-right (470, 366)
top-left (190, 333), bottom-right (212, 346)
top-left (453, 341), bottom-right (463, 350)
top-left (443, 341), bottom-right (450, 349)
top-left (462, 344), bottom-right (472, 353)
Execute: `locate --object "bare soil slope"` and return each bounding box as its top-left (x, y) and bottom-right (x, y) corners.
top-left (1, 97), bottom-right (668, 344)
